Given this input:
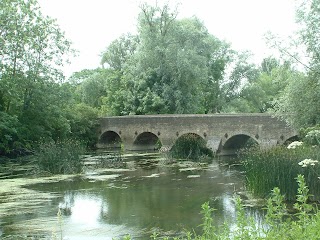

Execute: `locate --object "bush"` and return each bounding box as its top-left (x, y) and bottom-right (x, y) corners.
top-left (304, 129), bottom-right (320, 146)
top-left (35, 140), bottom-right (85, 174)
top-left (169, 134), bottom-right (213, 160)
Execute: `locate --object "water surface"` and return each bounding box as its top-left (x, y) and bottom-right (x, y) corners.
top-left (0, 152), bottom-right (248, 239)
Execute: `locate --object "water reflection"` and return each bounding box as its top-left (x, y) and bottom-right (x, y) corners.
top-left (0, 152), bottom-right (261, 239)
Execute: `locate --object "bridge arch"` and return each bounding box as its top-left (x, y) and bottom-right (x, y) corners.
top-left (221, 133), bottom-right (258, 155)
top-left (133, 131), bottom-right (161, 150)
top-left (173, 132), bottom-right (206, 143)
top-left (98, 130), bottom-right (122, 148)
top-left (283, 135), bottom-right (299, 146)
top-left (171, 133), bottom-right (210, 159)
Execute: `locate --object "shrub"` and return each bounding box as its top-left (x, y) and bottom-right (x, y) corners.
top-left (169, 134), bottom-right (213, 161)
top-left (305, 130), bottom-right (320, 146)
top-left (301, 125), bottom-right (320, 146)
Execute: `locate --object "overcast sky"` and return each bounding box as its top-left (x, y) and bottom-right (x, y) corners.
top-left (38, 0), bottom-right (298, 78)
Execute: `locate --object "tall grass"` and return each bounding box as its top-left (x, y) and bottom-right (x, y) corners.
top-left (240, 145), bottom-right (320, 201)
top-left (35, 140), bottom-right (85, 174)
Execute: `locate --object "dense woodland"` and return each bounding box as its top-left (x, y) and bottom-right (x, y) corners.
top-left (1, 0), bottom-right (320, 156)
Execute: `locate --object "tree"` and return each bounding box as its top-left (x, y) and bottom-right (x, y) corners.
top-left (101, 3), bottom-right (233, 115)
top-left (0, 0), bottom-right (74, 154)
top-left (100, 33), bottom-right (139, 72)
top-left (272, 0), bottom-right (320, 128)
top-left (274, 71), bottom-right (320, 127)
top-left (70, 69), bottom-right (108, 109)
top-left (219, 52), bottom-right (260, 112)
top-left (296, 0), bottom-right (320, 72)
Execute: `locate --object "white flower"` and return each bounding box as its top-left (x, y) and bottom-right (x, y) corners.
top-left (298, 158), bottom-right (318, 167)
top-left (287, 141), bottom-right (303, 149)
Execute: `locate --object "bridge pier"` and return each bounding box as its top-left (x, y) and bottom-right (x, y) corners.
top-left (206, 136), bottom-right (222, 153)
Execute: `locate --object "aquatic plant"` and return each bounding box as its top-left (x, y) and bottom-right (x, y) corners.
top-left (241, 145), bottom-right (320, 201)
top-left (34, 140), bottom-right (85, 174)
top-left (169, 134), bottom-right (213, 161)
top-left (95, 151), bottom-right (125, 168)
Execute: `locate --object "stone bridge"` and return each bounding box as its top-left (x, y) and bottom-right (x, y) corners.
top-left (97, 114), bottom-right (298, 155)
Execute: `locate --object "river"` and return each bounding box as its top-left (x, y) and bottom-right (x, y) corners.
top-left (0, 151), bottom-right (260, 239)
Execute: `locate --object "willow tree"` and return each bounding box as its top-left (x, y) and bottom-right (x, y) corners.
top-left (100, 3), bottom-right (232, 115)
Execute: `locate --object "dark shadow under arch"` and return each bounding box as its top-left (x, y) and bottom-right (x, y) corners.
top-left (98, 131), bottom-right (121, 148)
top-left (133, 132), bottom-right (161, 150)
top-left (283, 135), bottom-right (300, 146)
top-left (222, 134), bottom-right (258, 155)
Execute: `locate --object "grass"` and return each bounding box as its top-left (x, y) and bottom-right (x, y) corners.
top-left (240, 145), bottom-right (320, 201)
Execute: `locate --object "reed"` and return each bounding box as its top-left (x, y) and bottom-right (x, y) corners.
top-left (35, 139), bottom-right (85, 174)
top-left (241, 145), bottom-right (320, 201)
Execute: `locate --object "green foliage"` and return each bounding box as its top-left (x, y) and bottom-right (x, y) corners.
top-left (69, 69), bottom-right (109, 109)
top-left (225, 57), bottom-right (291, 113)
top-left (0, 112), bottom-right (22, 155)
top-left (261, 175), bottom-right (320, 240)
top-left (301, 126), bottom-right (320, 146)
top-left (272, 0), bottom-right (320, 128)
top-left (265, 187), bottom-right (287, 228)
top-left (35, 140), bottom-right (85, 174)
top-left (99, 3), bottom-right (234, 115)
top-left (0, 0), bottom-right (77, 155)
top-left (241, 146), bottom-right (320, 201)
top-left (296, 0), bottom-right (320, 72)
top-left (101, 33), bottom-right (139, 72)
top-left (273, 72), bottom-right (320, 128)
top-left (199, 202), bottom-right (216, 239)
top-left (169, 134), bottom-right (213, 160)
top-left (0, 0), bottom-right (73, 115)
top-left (66, 103), bottom-right (100, 148)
